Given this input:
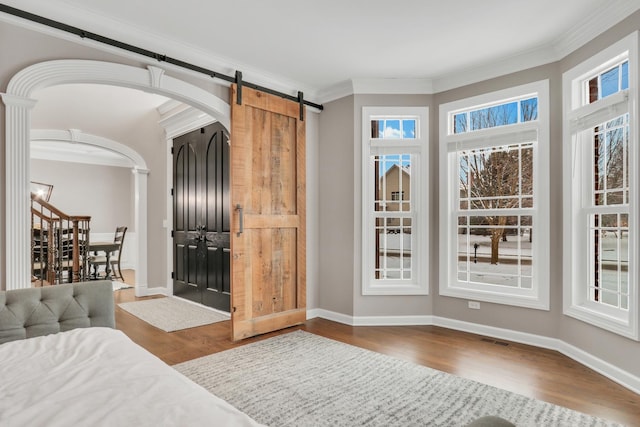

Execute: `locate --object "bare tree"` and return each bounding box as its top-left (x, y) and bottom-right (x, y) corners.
top-left (595, 118), bottom-right (626, 205)
top-left (459, 103), bottom-right (534, 264)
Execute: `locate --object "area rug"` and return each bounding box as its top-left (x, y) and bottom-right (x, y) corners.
top-left (118, 297), bottom-right (229, 332)
top-left (174, 330), bottom-right (619, 427)
top-left (112, 281), bottom-right (133, 291)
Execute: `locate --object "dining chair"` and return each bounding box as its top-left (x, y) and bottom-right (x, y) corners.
top-left (89, 226), bottom-right (128, 280)
top-left (110, 226), bottom-right (128, 281)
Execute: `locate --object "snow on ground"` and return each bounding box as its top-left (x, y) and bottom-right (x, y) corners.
top-left (376, 232), bottom-right (628, 305)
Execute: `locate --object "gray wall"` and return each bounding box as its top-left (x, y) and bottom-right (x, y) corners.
top-left (318, 95), bottom-right (355, 315)
top-left (315, 10), bottom-right (640, 377)
top-left (432, 63), bottom-right (562, 339)
top-left (430, 9), bottom-right (640, 378)
top-left (306, 110), bottom-right (320, 311)
top-left (352, 94), bottom-right (433, 317)
top-left (2, 5), bottom-right (639, 376)
top-left (30, 159), bottom-right (132, 233)
top-left (556, 9), bottom-right (640, 376)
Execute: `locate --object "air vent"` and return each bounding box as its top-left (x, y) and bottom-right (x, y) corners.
top-left (481, 337), bottom-right (510, 347)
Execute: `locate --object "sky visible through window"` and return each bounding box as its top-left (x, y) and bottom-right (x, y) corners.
top-left (371, 119), bottom-right (415, 175)
top-left (372, 119), bottom-right (416, 139)
top-left (453, 97), bottom-right (538, 134)
top-left (590, 60), bottom-right (628, 102)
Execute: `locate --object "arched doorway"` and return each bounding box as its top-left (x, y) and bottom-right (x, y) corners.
top-left (1, 59), bottom-right (230, 294)
top-left (31, 128), bottom-right (148, 285)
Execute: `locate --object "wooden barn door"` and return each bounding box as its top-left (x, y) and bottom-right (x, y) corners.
top-left (230, 84), bottom-right (306, 340)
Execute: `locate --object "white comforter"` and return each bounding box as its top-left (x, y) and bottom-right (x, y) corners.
top-left (0, 327), bottom-right (264, 427)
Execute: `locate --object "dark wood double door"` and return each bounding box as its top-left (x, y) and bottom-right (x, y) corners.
top-left (173, 123), bottom-right (230, 312)
top-left (172, 86), bottom-right (307, 340)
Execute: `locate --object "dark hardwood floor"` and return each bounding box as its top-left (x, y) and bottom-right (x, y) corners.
top-left (114, 273), bottom-right (640, 425)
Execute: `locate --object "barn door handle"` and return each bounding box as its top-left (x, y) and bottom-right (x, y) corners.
top-left (236, 204), bottom-right (244, 236)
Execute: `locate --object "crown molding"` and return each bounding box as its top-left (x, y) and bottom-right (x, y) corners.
top-left (352, 78), bottom-right (434, 96)
top-left (158, 105), bottom-right (216, 139)
top-left (31, 144), bottom-right (131, 168)
top-left (2, 1), bottom-right (639, 103)
top-left (315, 3), bottom-right (640, 100)
top-left (30, 129), bottom-right (148, 169)
top-left (317, 78), bottom-right (435, 104)
top-left (432, 44), bottom-right (557, 93)
top-left (552, 0), bottom-right (640, 59)
top-left (156, 99), bottom-right (185, 116)
top-left (0, 93), bottom-right (38, 109)
top-left (316, 80), bottom-right (354, 104)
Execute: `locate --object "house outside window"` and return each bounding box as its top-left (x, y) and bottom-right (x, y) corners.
top-left (563, 32), bottom-right (639, 339)
top-left (362, 107), bottom-right (428, 295)
top-left (439, 80), bottom-right (550, 309)
top-left (391, 190), bottom-right (405, 201)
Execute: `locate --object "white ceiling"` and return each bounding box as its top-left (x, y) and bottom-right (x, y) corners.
top-left (3, 0), bottom-right (640, 101)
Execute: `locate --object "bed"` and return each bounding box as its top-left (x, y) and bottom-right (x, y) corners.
top-left (0, 281), bottom-right (264, 427)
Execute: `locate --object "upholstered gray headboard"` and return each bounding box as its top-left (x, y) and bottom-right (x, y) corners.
top-left (0, 280), bottom-right (115, 344)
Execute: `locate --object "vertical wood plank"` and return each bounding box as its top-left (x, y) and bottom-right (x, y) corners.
top-left (296, 108), bottom-right (307, 309)
top-left (230, 84), bottom-right (306, 341)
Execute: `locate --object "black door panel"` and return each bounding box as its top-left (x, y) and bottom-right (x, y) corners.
top-left (173, 123), bottom-right (230, 311)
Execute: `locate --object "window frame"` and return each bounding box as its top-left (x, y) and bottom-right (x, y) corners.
top-left (562, 32), bottom-right (639, 340)
top-left (439, 80), bottom-right (550, 309)
top-left (361, 106), bottom-right (429, 295)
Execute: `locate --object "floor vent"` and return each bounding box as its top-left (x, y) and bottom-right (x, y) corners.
top-left (481, 337), bottom-right (510, 346)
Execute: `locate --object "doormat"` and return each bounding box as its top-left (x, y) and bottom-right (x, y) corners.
top-left (118, 297), bottom-right (229, 332)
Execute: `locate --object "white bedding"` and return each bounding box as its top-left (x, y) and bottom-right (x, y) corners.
top-left (0, 327), bottom-right (264, 427)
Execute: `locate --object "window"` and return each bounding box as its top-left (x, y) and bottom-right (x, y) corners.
top-left (453, 97), bottom-right (538, 134)
top-left (362, 107), bottom-right (428, 295)
top-left (439, 81), bottom-right (550, 309)
top-left (391, 191), bottom-right (405, 201)
top-left (563, 32), bottom-right (638, 339)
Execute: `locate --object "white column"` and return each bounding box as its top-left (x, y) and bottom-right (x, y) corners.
top-left (1, 94), bottom-right (37, 290)
top-left (132, 167), bottom-right (149, 296)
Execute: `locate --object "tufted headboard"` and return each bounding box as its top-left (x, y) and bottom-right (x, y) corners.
top-left (0, 280), bottom-right (115, 344)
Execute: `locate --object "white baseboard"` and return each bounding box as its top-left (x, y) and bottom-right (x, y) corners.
top-left (555, 340), bottom-right (640, 396)
top-left (308, 309), bottom-right (640, 396)
top-left (308, 309), bottom-right (433, 326)
top-left (432, 316), bottom-right (561, 351)
top-left (135, 285), bottom-right (168, 297)
top-left (308, 308), bottom-right (355, 325)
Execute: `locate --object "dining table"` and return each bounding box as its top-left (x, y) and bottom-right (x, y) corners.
top-left (89, 241), bottom-right (120, 280)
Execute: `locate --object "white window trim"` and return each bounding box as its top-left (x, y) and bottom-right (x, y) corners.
top-left (361, 106), bottom-right (429, 295)
top-left (562, 32), bottom-right (639, 340)
top-left (439, 80), bottom-right (550, 310)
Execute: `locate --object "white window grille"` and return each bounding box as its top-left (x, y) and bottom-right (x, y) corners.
top-left (362, 107), bottom-right (428, 295)
top-left (439, 80), bottom-right (550, 309)
top-left (563, 32), bottom-right (639, 339)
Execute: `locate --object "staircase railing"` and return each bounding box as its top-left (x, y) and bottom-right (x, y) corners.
top-left (31, 194), bottom-right (91, 286)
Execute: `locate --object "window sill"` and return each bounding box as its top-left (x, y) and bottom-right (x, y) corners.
top-left (439, 284), bottom-right (549, 310)
top-left (363, 283), bottom-right (429, 296)
top-left (564, 303), bottom-right (638, 341)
